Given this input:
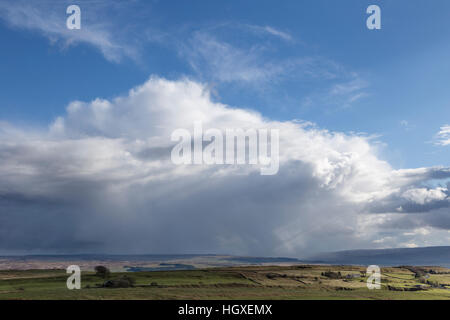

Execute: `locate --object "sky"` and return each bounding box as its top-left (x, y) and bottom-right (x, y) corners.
top-left (0, 0), bottom-right (450, 256)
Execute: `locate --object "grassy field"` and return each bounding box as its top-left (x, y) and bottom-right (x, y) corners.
top-left (1, 265), bottom-right (450, 300)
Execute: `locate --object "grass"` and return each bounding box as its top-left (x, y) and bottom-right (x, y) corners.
top-left (1, 265), bottom-right (450, 300)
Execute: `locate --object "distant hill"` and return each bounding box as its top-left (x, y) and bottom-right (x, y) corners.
top-left (3, 247), bottom-right (450, 271)
top-left (305, 246), bottom-right (450, 267)
top-left (0, 254), bottom-right (301, 271)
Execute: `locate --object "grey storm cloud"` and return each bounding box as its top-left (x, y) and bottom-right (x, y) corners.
top-left (1, 77), bottom-right (450, 255)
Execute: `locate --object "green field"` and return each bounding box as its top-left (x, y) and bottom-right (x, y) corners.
top-left (2, 265), bottom-right (450, 300)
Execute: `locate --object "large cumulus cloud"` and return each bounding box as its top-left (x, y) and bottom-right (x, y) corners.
top-left (1, 77), bottom-right (450, 256)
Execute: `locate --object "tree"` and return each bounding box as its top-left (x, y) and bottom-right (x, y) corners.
top-left (94, 265), bottom-right (110, 279)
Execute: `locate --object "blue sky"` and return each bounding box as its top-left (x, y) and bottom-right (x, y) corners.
top-left (1, 0), bottom-right (449, 169)
top-left (1, 1), bottom-right (450, 255)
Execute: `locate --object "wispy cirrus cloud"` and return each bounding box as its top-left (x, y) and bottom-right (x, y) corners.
top-left (329, 76), bottom-right (369, 108)
top-left (0, 0), bottom-right (369, 110)
top-left (300, 73), bottom-right (369, 111)
top-left (182, 31), bottom-right (285, 83)
top-left (178, 23), bottom-right (369, 110)
top-left (244, 24), bottom-right (293, 42)
top-left (435, 125), bottom-right (450, 146)
top-left (181, 30), bottom-right (367, 93)
top-left (0, 0), bottom-right (142, 63)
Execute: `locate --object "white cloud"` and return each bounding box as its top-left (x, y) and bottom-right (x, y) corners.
top-left (402, 243), bottom-right (419, 248)
top-left (329, 77), bottom-right (369, 108)
top-left (1, 76), bottom-right (450, 255)
top-left (0, 1), bottom-right (139, 62)
top-left (262, 26), bottom-right (292, 41)
top-left (245, 24), bottom-right (293, 42)
top-left (297, 71), bottom-right (369, 111)
top-left (402, 187), bottom-right (448, 205)
top-left (183, 32), bottom-right (287, 83)
top-left (435, 125), bottom-right (450, 146)
top-left (372, 236), bottom-right (393, 244)
top-left (330, 78), bottom-right (367, 96)
top-left (182, 30), bottom-right (366, 96)
top-left (403, 227), bottom-right (430, 236)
